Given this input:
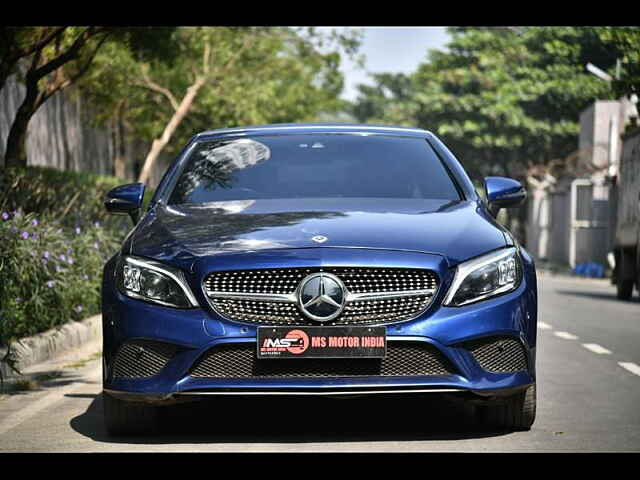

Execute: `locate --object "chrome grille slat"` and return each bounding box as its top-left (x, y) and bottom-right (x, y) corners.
top-left (204, 267), bottom-right (438, 326)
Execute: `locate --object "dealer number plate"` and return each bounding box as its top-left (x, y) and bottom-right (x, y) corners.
top-left (257, 326), bottom-right (386, 359)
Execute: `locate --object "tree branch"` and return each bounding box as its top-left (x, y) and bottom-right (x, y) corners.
top-left (28, 26), bottom-right (106, 82)
top-left (10, 27), bottom-right (68, 61)
top-left (36, 32), bottom-right (111, 109)
top-left (137, 66), bottom-right (180, 112)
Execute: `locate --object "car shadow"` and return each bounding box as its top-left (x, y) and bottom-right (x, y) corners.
top-left (555, 289), bottom-right (640, 303)
top-left (70, 393), bottom-right (512, 445)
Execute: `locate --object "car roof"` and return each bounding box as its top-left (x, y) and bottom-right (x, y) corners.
top-left (196, 123), bottom-right (432, 138)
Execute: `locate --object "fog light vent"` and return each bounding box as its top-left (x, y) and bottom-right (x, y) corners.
top-left (459, 336), bottom-right (528, 373)
top-left (112, 340), bottom-right (178, 378)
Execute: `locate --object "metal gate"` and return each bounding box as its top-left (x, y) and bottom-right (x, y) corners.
top-left (569, 179), bottom-right (610, 268)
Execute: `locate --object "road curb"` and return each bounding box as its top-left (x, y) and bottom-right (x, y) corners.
top-left (0, 315), bottom-right (101, 381)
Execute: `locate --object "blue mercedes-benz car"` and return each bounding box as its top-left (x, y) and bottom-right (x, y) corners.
top-left (101, 124), bottom-right (537, 435)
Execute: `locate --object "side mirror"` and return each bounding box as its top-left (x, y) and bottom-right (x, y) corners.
top-left (104, 183), bottom-right (146, 224)
top-left (484, 176), bottom-right (526, 217)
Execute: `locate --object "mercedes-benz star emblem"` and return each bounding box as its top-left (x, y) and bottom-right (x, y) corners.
top-left (311, 235), bottom-right (328, 243)
top-left (298, 272), bottom-right (345, 322)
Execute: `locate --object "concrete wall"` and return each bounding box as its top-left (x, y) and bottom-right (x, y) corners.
top-left (526, 177), bottom-right (571, 266)
top-left (0, 73), bottom-right (171, 187)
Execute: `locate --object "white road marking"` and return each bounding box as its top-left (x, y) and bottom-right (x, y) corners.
top-left (554, 331), bottom-right (579, 340)
top-left (618, 362), bottom-right (640, 377)
top-left (0, 365), bottom-right (101, 436)
top-left (582, 343), bottom-right (612, 355)
top-left (538, 322), bottom-right (553, 330)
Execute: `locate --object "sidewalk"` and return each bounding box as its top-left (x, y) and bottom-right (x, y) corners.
top-left (0, 315), bottom-right (102, 389)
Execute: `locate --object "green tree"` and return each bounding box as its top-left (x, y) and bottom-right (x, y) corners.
top-left (351, 27), bottom-right (638, 241)
top-left (2, 27), bottom-right (111, 168)
top-left (80, 26), bottom-right (361, 184)
top-left (0, 27), bottom-right (66, 93)
top-left (352, 27), bottom-right (633, 181)
top-left (597, 27), bottom-right (640, 98)
top-left (1, 27), bottom-right (176, 169)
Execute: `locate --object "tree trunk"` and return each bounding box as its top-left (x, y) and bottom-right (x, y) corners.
top-left (137, 80), bottom-right (204, 184)
top-left (3, 85), bottom-right (38, 168)
top-left (113, 102), bottom-right (127, 179)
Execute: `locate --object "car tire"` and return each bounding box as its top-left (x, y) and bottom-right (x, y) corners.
top-left (616, 249), bottom-right (635, 300)
top-left (478, 383), bottom-right (536, 431)
top-left (616, 275), bottom-right (634, 300)
top-left (103, 391), bottom-right (159, 436)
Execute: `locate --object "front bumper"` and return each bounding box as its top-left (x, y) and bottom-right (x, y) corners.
top-left (102, 252), bottom-right (537, 404)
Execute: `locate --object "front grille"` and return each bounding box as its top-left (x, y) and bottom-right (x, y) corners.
top-left (190, 342), bottom-right (456, 378)
top-left (341, 295), bottom-right (432, 325)
top-left (205, 267), bottom-right (438, 326)
top-left (112, 340), bottom-right (178, 379)
top-left (460, 336), bottom-right (528, 373)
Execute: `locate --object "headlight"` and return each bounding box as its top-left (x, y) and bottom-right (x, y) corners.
top-left (116, 255), bottom-right (198, 308)
top-left (443, 247), bottom-right (521, 307)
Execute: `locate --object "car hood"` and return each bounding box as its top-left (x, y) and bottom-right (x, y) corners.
top-left (127, 198), bottom-right (508, 267)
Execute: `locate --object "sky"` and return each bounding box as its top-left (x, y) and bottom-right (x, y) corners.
top-left (331, 27), bottom-right (451, 102)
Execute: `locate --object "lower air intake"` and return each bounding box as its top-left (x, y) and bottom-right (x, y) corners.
top-left (460, 336), bottom-right (528, 373)
top-left (190, 342), bottom-right (457, 378)
top-left (112, 340), bottom-right (178, 379)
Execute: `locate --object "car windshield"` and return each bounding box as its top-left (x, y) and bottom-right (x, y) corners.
top-left (167, 134), bottom-right (461, 204)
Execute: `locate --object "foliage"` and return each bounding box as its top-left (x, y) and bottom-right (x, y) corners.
top-left (1, 27), bottom-right (177, 168)
top-left (78, 27), bottom-right (362, 162)
top-left (351, 27), bottom-right (631, 181)
top-left (0, 27), bottom-right (66, 92)
top-left (597, 27), bottom-right (640, 97)
top-left (0, 167), bottom-right (145, 348)
top-left (0, 166), bottom-right (131, 230)
top-left (0, 209), bottom-right (119, 346)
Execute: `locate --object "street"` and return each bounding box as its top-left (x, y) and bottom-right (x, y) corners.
top-left (1, 272), bottom-right (639, 452)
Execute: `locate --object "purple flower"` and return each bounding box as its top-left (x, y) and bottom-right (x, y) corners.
top-left (75, 227), bottom-right (81, 234)
top-left (42, 259), bottom-right (48, 265)
top-left (32, 219), bottom-right (39, 227)
top-left (47, 281), bottom-right (55, 288)
top-left (43, 251), bottom-right (50, 259)
top-left (21, 231), bottom-right (29, 240)
top-left (32, 233), bottom-right (39, 240)
top-left (94, 221), bottom-right (101, 228)
top-left (68, 257), bottom-right (74, 265)
top-left (59, 254), bottom-right (66, 262)
top-left (1, 212), bottom-right (8, 221)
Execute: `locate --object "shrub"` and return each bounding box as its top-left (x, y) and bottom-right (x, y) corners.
top-left (0, 166), bottom-right (154, 358)
top-left (0, 166), bottom-right (133, 230)
top-left (0, 210), bottom-right (121, 344)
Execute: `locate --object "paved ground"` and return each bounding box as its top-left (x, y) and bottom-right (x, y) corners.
top-left (1, 273), bottom-right (639, 452)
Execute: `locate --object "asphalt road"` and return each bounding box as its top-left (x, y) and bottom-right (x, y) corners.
top-left (1, 272), bottom-right (639, 452)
